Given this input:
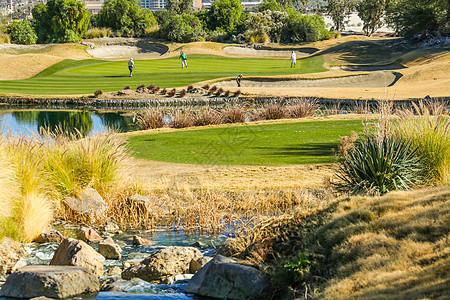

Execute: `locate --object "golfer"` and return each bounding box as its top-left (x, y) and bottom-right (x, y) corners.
top-left (236, 74), bottom-right (243, 87)
top-left (179, 50), bottom-right (188, 68)
top-left (291, 51), bottom-right (296, 68)
top-left (128, 58), bottom-right (135, 77)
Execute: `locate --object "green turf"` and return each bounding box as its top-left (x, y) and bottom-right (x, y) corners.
top-left (0, 55), bottom-right (326, 95)
top-left (127, 119), bottom-right (364, 165)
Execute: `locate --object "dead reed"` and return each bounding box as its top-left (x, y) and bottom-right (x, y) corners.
top-left (193, 107), bottom-right (222, 126)
top-left (222, 104), bottom-right (246, 123)
top-left (136, 107), bottom-right (166, 130)
top-left (288, 98), bottom-right (318, 118)
top-left (170, 109), bottom-right (194, 128)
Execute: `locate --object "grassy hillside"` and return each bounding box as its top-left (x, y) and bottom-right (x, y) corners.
top-left (226, 187), bottom-right (450, 299)
top-left (127, 119), bottom-right (364, 165)
top-left (0, 55), bottom-right (326, 95)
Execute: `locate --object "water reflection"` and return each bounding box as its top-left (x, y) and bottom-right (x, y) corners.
top-left (0, 110), bottom-right (138, 136)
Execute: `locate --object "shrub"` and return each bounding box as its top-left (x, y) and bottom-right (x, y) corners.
top-left (215, 88), bottom-right (224, 97)
top-left (179, 89), bottom-right (187, 97)
top-left (144, 25), bottom-right (159, 38)
top-left (210, 86), bottom-right (218, 92)
top-left (222, 105), bottom-right (246, 123)
top-left (194, 107), bottom-right (222, 126)
top-left (136, 108), bottom-right (165, 130)
top-left (153, 87), bottom-right (160, 93)
top-left (94, 89), bottom-right (103, 97)
top-left (261, 101), bottom-right (286, 120)
top-left (7, 20), bottom-right (37, 45)
top-left (83, 27), bottom-right (112, 39)
top-left (235, 90), bottom-right (241, 97)
top-left (288, 98), bottom-right (318, 118)
top-left (336, 135), bottom-right (423, 195)
top-left (284, 11), bottom-right (330, 43)
top-left (168, 88), bottom-right (176, 97)
top-left (161, 88), bottom-right (167, 95)
top-left (124, 85), bottom-right (130, 90)
top-left (187, 85), bottom-right (194, 92)
top-left (170, 109), bottom-right (194, 128)
top-left (224, 90), bottom-right (231, 97)
top-left (202, 84), bottom-right (210, 90)
top-left (0, 33), bottom-right (10, 44)
top-left (136, 84), bottom-right (145, 90)
top-left (393, 101), bottom-right (450, 185)
top-left (147, 84), bottom-right (155, 91)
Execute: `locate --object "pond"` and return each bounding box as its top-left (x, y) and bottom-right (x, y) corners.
top-left (0, 109), bottom-right (139, 136)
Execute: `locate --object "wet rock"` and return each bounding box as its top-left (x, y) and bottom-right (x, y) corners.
top-left (0, 237), bottom-right (30, 275)
top-left (35, 230), bottom-right (65, 244)
top-left (103, 220), bottom-right (121, 234)
top-left (98, 237), bottom-right (122, 260)
top-left (104, 266), bottom-right (122, 277)
top-left (174, 273), bottom-right (194, 283)
top-left (62, 188), bottom-right (106, 221)
top-left (185, 255), bottom-right (268, 300)
top-left (189, 256), bottom-right (212, 274)
top-left (128, 193), bottom-right (170, 215)
top-left (0, 265), bottom-right (99, 299)
top-left (76, 227), bottom-right (103, 243)
top-left (132, 235), bottom-right (154, 245)
top-left (50, 238), bottom-right (105, 277)
top-left (122, 246), bottom-right (202, 283)
top-left (190, 241), bottom-right (205, 248)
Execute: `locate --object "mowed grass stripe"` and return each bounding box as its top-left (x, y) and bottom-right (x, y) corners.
top-left (127, 119), bottom-right (364, 165)
top-left (0, 55), bottom-right (326, 95)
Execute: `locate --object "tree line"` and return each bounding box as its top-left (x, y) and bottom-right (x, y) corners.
top-left (3, 0), bottom-right (449, 45)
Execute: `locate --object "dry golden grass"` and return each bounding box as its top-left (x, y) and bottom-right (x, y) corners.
top-left (20, 192), bottom-right (53, 242)
top-left (232, 187), bottom-right (450, 299)
top-left (0, 136), bottom-right (16, 220)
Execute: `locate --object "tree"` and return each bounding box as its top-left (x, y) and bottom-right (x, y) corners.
top-left (386, 0), bottom-right (449, 37)
top-left (356, 0), bottom-right (387, 36)
top-left (285, 10), bottom-right (330, 42)
top-left (97, 0), bottom-right (157, 37)
top-left (8, 20), bottom-right (37, 45)
top-left (160, 14), bottom-right (206, 42)
top-left (326, 0), bottom-right (355, 31)
top-left (165, 0), bottom-right (193, 14)
top-left (208, 0), bottom-right (242, 32)
top-left (32, 0), bottom-right (90, 43)
top-left (257, 0), bottom-right (282, 12)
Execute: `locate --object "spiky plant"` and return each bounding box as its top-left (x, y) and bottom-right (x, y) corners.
top-left (336, 135), bottom-right (423, 195)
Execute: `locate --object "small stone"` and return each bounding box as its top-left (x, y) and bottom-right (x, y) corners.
top-left (62, 188), bottom-right (106, 221)
top-left (77, 227), bottom-right (103, 243)
top-left (0, 238), bottom-right (30, 275)
top-left (35, 230), bottom-right (65, 244)
top-left (104, 266), bottom-right (122, 277)
top-left (103, 220), bottom-right (121, 234)
top-left (189, 256), bottom-right (212, 274)
top-left (174, 273), bottom-right (194, 283)
top-left (98, 237), bottom-right (122, 260)
top-left (132, 235), bottom-right (154, 245)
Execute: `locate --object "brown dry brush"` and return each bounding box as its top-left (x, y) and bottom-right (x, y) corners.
top-left (136, 84), bottom-right (145, 90)
top-left (222, 104), bottom-right (246, 123)
top-left (187, 85), bottom-right (194, 92)
top-left (168, 89), bottom-right (176, 97)
top-left (160, 88), bottom-right (167, 95)
top-left (153, 87), bottom-right (160, 93)
top-left (179, 89), bottom-right (187, 98)
top-left (136, 107), bottom-right (166, 130)
top-left (194, 107), bottom-right (222, 126)
top-left (147, 85), bottom-right (155, 92)
top-left (288, 98), bottom-right (318, 118)
top-left (170, 109), bottom-right (194, 128)
top-left (235, 90), bottom-right (242, 97)
top-left (210, 86), bottom-right (217, 92)
top-left (224, 90), bottom-right (231, 97)
top-left (216, 88), bottom-right (224, 97)
top-left (262, 100), bottom-right (286, 120)
top-left (124, 85), bottom-right (130, 90)
top-left (202, 84), bottom-right (210, 90)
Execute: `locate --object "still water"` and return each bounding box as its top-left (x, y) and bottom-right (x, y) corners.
top-left (0, 109), bottom-right (139, 136)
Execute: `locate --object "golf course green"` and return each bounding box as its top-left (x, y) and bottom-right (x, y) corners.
top-left (0, 55), bottom-right (326, 95)
top-left (127, 119), bottom-right (364, 165)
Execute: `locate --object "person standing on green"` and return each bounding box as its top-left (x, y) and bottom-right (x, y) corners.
top-left (128, 58), bottom-right (135, 77)
top-left (179, 50), bottom-right (188, 68)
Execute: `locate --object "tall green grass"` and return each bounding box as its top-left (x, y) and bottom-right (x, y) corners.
top-left (0, 129), bottom-right (131, 242)
top-left (393, 101), bottom-right (450, 185)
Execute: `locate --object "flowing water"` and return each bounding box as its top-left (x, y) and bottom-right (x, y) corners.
top-left (3, 229), bottom-right (226, 299)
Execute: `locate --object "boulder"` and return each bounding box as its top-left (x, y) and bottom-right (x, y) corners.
top-left (128, 193), bottom-right (170, 215)
top-left (76, 227), bottom-right (103, 243)
top-left (35, 230), bottom-right (65, 244)
top-left (189, 256), bottom-right (212, 274)
top-left (0, 238), bottom-right (30, 275)
top-left (62, 188), bottom-right (106, 221)
top-left (50, 238), bottom-right (105, 277)
top-left (98, 237), bottom-right (122, 260)
top-left (122, 246), bottom-right (202, 283)
top-left (184, 255), bottom-right (268, 300)
top-left (103, 220), bottom-right (121, 234)
top-left (0, 265), bottom-right (99, 299)
top-left (132, 235), bottom-right (154, 245)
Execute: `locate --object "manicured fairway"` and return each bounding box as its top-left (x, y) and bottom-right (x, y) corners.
top-left (0, 55), bottom-right (326, 95)
top-left (127, 119), bottom-right (364, 165)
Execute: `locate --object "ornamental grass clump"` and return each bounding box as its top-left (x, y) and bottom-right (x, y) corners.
top-left (136, 107), bottom-right (166, 130)
top-left (194, 107), bottom-right (222, 126)
top-left (222, 104), bottom-right (246, 123)
top-left (336, 135), bottom-right (422, 195)
top-left (393, 100), bottom-right (450, 185)
top-left (170, 109), bottom-right (194, 128)
top-left (288, 98), bottom-right (318, 118)
top-left (262, 101), bottom-right (286, 120)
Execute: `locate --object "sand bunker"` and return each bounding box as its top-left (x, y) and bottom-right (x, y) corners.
top-left (86, 40), bottom-right (169, 59)
top-left (216, 71), bottom-right (401, 88)
top-left (223, 46), bottom-right (317, 57)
